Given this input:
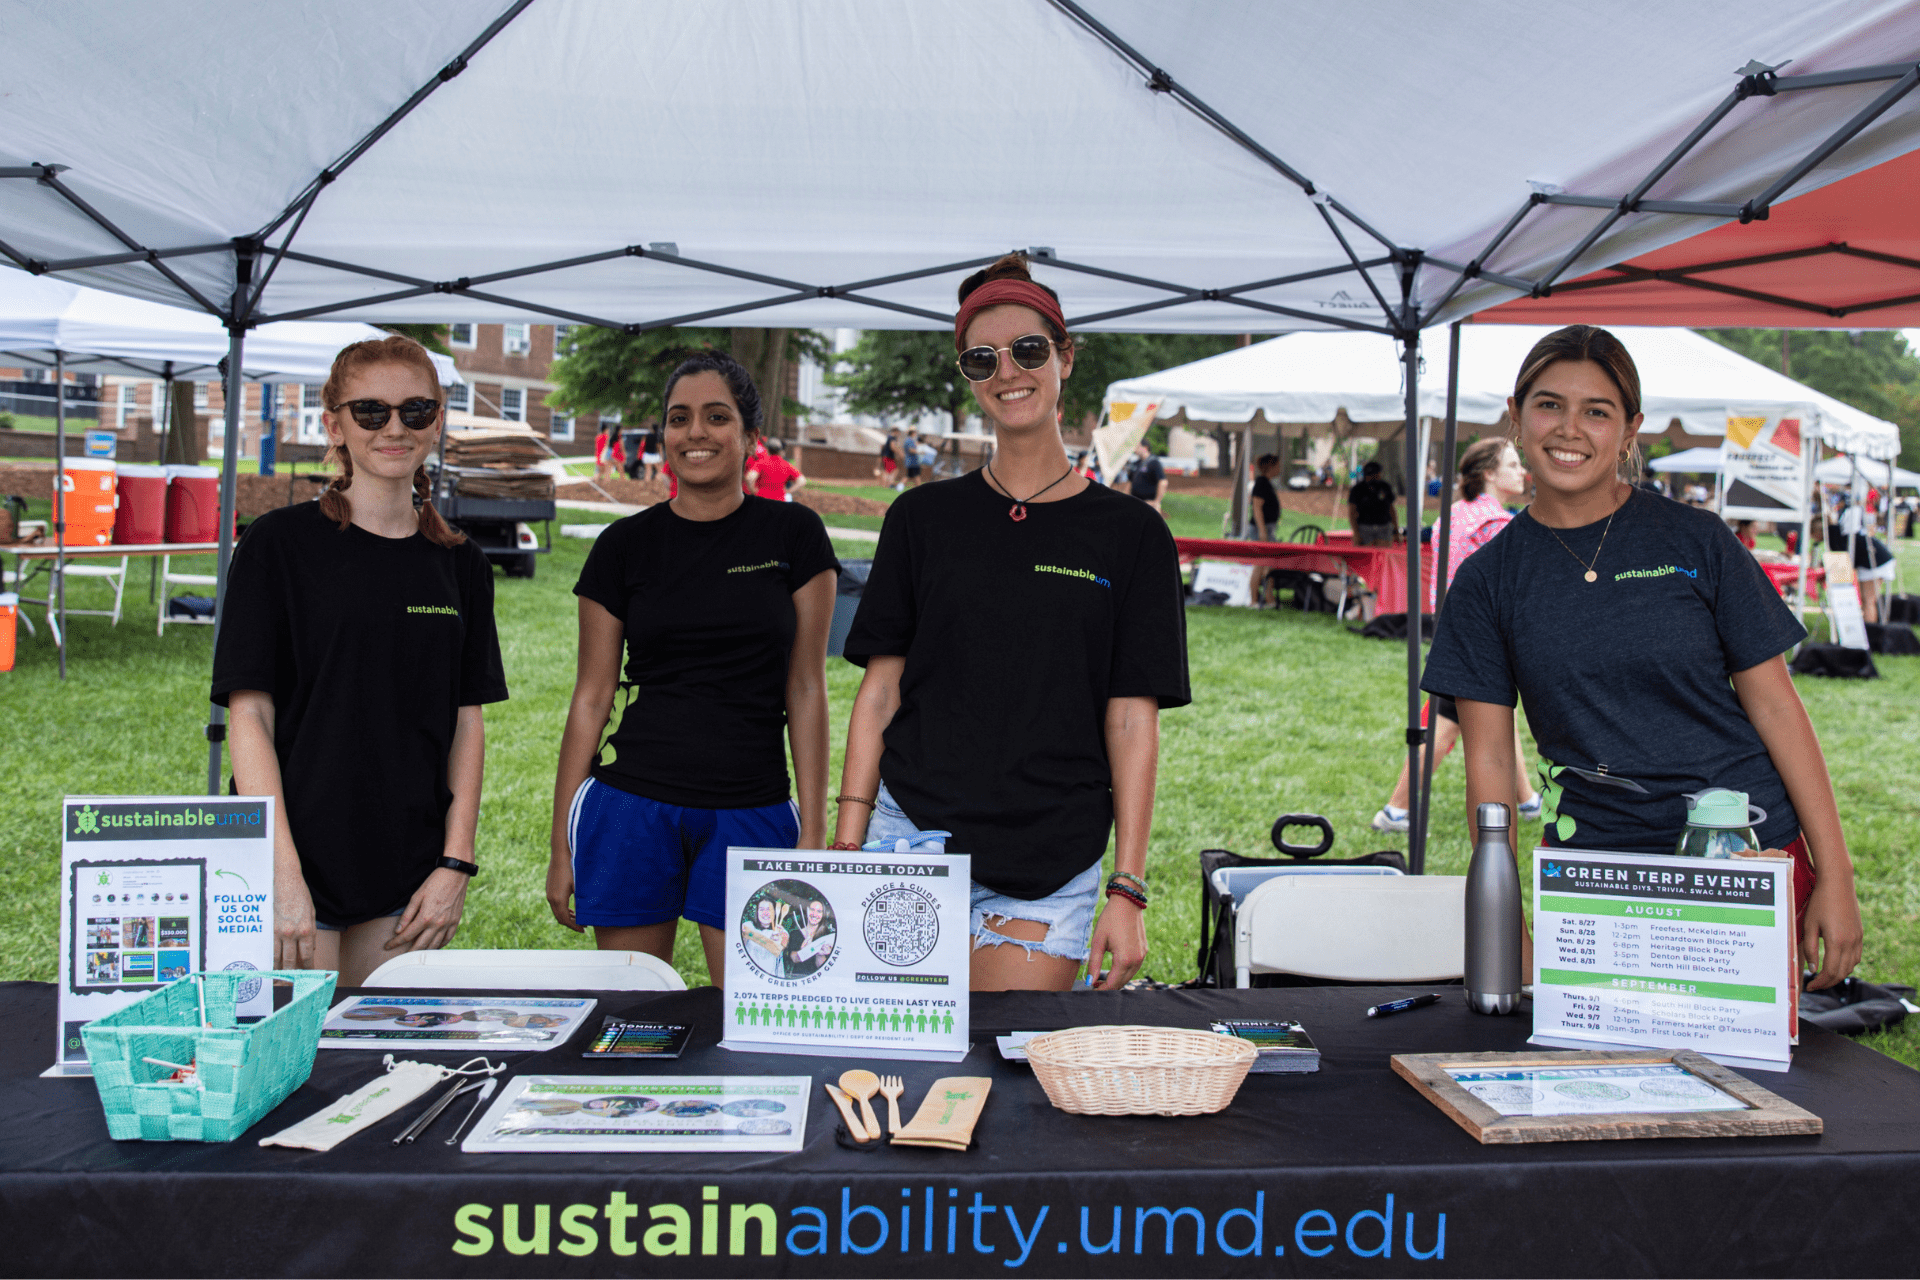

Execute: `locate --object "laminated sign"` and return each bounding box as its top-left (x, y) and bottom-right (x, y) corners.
top-left (1719, 406), bottom-right (1812, 524)
top-left (1530, 848), bottom-right (1795, 1073)
top-left (51, 796), bottom-right (276, 1076)
top-left (723, 849), bottom-right (971, 1062)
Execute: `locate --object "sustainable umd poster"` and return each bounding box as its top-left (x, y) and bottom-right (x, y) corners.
top-left (53, 795), bottom-right (275, 1074)
top-left (722, 848), bottom-right (970, 1062)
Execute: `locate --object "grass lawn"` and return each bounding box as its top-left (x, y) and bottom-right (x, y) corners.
top-left (3, 497), bottom-right (1916, 1069)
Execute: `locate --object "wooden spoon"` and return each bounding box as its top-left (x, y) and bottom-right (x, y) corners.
top-left (839, 1069), bottom-right (883, 1141)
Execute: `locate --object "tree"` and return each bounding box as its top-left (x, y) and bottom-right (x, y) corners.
top-left (547, 327), bottom-right (825, 435)
top-left (1699, 329), bottom-right (1920, 465)
top-left (827, 329), bottom-right (974, 434)
top-left (376, 323), bottom-right (451, 355)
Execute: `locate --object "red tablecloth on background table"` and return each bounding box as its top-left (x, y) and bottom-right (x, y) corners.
top-left (1760, 560), bottom-right (1824, 598)
top-left (1174, 535), bottom-right (1433, 611)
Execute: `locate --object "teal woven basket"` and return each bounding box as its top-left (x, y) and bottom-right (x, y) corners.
top-left (82, 969), bottom-right (337, 1142)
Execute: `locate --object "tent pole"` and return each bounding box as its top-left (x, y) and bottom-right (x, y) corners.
top-left (1415, 323), bottom-right (1463, 858)
top-left (206, 247), bottom-right (254, 795)
top-left (1794, 427), bottom-right (1814, 636)
top-left (156, 362), bottom-right (174, 468)
top-left (53, 348), bottom-right (67, 680)
top-left (1398, 265), bottom-right (1424, 874)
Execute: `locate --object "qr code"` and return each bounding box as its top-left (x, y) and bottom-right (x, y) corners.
top-left (863, 887), bottom-right (939, 967)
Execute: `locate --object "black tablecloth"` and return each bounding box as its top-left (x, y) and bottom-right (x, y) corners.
top-left (5, 980), bottom-right (1919, 1277)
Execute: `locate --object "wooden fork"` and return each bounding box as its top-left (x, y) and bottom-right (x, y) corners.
top-left (879, 1075), bottom-right (905, 1136)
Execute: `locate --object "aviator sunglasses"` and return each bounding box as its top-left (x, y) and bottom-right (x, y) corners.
top-left (956, 334), bottom-right (1054, 383)
top-left (330, 398), bottom-right (442, 431)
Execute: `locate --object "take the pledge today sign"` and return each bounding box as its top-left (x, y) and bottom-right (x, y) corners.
top-left (52, 796), bottom-right (275, 1075)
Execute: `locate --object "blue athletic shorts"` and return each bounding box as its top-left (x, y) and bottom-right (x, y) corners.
top-left (568, 777), bottom-right (799, 929)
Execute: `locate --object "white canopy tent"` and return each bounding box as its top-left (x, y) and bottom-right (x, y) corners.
top-left (1652, 448), bottom-right (1920, 489)
top-left (1104, 324), bottom-right (1902, 458)
top-left (3, 1), bottom-right (1917, 860)
top-left (0, 270), bottom-right (462, 384)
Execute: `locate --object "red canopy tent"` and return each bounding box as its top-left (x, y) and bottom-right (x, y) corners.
top-left (1472, 148), bottom-right (1920, 328)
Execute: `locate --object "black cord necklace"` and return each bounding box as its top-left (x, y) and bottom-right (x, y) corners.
top-left (984, 460), bottom-right (1075, 522)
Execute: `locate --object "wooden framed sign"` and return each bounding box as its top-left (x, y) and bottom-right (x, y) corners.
top-left (1391, 1048), bottom-right (1821, 1145)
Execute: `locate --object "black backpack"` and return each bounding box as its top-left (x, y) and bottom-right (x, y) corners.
top-left (1800, 977), bottom-right (1915, 1036)
top-left (1193, 814), bottom-right (1408, 989)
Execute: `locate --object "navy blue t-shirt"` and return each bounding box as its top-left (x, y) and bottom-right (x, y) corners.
top-left (1421, 488), bottom-right (1807, 854)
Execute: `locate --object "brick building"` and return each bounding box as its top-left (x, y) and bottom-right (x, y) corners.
top-left (447, 321), bottom-right (607, 456)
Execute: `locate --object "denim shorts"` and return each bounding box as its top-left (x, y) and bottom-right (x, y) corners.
top-left (568, 777), bottom-right (799, 929)
top-left (869, 782), bottom-right (1101, 962)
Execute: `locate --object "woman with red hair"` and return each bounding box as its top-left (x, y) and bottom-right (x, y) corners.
top-left (833, 255), bottom-right (1190, 991)
top-left (214, 335), bottom-right (507, 988)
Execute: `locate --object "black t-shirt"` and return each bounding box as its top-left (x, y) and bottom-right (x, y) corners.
top-left (1251, 474), bottom-right (1280, 526)
top-left (1126, 455), bottom-right (1166, 499)
top-left (210, 502), bottom-right (508, 926)
top-left (1347, 477), bottom-right (1397, 525)
top-left (843, 471), bottom-right (1191, 898)
top-left (573, 497), bottom-right (839, 809)
top-left (1421, 489), bottom-right (1808, 854)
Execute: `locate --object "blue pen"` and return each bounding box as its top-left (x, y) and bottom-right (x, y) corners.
top-left (1367, 993), bottom-right (1441, 1018)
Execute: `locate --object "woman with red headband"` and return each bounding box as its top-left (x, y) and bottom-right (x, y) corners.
top-left (833, 254), bottom-right (1190, 991)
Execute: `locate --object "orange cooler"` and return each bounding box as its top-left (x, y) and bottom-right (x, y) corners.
top-left (0, 592), bottom-right (15, 672)
top-left (114, 464), bottom-right (168, 545)
top-left (164, 465), bottom-right (221, 543)
top-left (61, 458), bottom-right (117, 547)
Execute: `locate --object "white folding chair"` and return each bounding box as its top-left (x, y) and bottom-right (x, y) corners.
top-left (363, 948), bottom-right (687, 991)
top-left (1234, 875), bottom-right (1465, 987)
top-left (156, 554), bottom-right (218, 635)
top-left (53, 556), bottom-right (129, 627)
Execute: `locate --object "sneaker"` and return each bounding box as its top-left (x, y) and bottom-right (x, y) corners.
top-left (1370, 806), bottom-right (1410, 833)
top-left (1518, 794), bottom-right (1543, 819)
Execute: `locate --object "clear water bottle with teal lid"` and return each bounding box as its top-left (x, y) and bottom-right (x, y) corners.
top-left (1675, 788), bottom-right (1766, 859)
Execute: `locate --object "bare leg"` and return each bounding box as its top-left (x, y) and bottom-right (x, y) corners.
top-left (969, 917), bottom-right (1081, 991)
top-left (323, 918), bottom-right (439, 989)
top-left (1387, 717), bottom-right (1461, 809)
top-left (592, 921), bottom-right (724, 986)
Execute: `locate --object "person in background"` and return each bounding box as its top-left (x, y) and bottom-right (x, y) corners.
top-left (1116, 441), bottom-right (1168, 513)
top-left (639, 422), bottom-right (662, 483)
top-left (593, 424), bottom-right (624, 484)
top-left (1733, 519), bottom-right (1758, 552)
top-left (903, 430), bottom-right (924, 488)
top-left (215, 335), bottom-right (507, 988)
top-left (1834, 497), bottom-right (1897, 623)
top-left (547, 351), bottom-right (838, 982)
top-left (1249, 453), bottom-right (1282, 541)
top-left (1074, 450), bottom-right (1101, 485)
top-left (1372, 438), bottom-right (1539, 833)
top-left (916, 433), bottom-right (941, 482)
top-left (875, 427), bottom-right (902, 490)
top-left (746, 437), bottom-right (805, 502)
top-left (1425, 323), bottom-right (1861, 989)
top-left (1347, 459), bottom-right (1398, 546)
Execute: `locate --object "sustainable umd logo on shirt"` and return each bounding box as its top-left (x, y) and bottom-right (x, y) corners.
top-left (1034, 563), bottom-right (1110, 588)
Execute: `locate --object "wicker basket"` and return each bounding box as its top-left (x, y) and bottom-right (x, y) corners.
top-left (82, 970), bottom-right (336, 1142)
top-left (1025, 1025), bottom-right (1258, 1116)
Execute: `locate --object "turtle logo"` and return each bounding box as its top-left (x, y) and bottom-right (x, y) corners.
top-left (74, 805), bottom-right (99, 835)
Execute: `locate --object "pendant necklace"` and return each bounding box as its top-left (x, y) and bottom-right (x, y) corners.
top-left (985, 460), bottom-right (1074, 522)
top-left (1543, 490), bottom-right (1623, 583)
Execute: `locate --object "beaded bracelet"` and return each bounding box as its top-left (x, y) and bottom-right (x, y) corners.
top-left (1104, 878), bottom-right (1148, 910)
top-left (1109, 870), bottom-right (1148, 893)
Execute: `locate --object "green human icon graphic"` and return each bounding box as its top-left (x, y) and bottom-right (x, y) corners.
top-left (942, 1011), bottom-right (954, 1035)
top-left (735, 1003), bottom-right (745, 1025)
top-left (916, 1011), bottom-right (929, 1034)
top-left (864, 1009), bottom-right (875, 1031)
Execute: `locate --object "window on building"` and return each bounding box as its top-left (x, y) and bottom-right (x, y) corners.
top-left (445, 382), bottom-right (470, 413)
top-left (302, 384), bottom-right (324, 408)
top-left (550, 410), bottom-right (575, 442)
top-left (116, 383), bottom-right (138, 431)
top-left (503, 323), bottom-right (531, 356)
top-left (601, 408), bottom-right (621, 424)
top-left (501, 387), bottom-right (525, 422)
top-left (193, 382), bottom-right (209, 409)
top-left (448, 323), bottom-right (475, 349)
top-left (553, 324), bottom-right (574, 358)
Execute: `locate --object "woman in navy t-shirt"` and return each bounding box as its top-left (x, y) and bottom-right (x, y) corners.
top-left (1423, 325), bottom-right (1862, 989)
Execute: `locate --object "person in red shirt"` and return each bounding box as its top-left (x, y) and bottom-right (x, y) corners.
top-left (746, 438), bottom-right (805, 502)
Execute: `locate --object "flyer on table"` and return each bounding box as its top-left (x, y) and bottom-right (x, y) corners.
top-left (722, 848), bottom-right (971, 1061)
top-left (52, 796), bottom-right (276, 1075)
top-left (1530, 847), bottom-right (1795, 1071)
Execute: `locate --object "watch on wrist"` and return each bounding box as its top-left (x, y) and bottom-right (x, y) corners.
top-left (436, 856), bottom-right (478, 877)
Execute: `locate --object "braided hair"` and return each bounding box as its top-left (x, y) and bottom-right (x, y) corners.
top-left (317, 335), bottom-right (464, 547)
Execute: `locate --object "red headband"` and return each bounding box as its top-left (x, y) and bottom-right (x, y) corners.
top-left (953, 278), bottom-right (1068, 350)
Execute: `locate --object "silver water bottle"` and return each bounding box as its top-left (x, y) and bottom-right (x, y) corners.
top-left (1465, 802), bottom-right (1523, 1015)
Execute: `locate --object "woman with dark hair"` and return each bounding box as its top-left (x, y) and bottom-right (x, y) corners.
top-left (547, 350), bottom-right (838, 982)
top-left (214, 334), bottom-right (508, 988)
top-left (1424, 324), bottom-right (1863, 989)
top-left (833, 254), bottom-right (1190, 991)
top-left (1372, 436), bottom-right (1540, 833)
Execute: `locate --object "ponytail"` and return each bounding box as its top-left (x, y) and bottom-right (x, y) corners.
top-left (413, 464), bottom-right (465, 548)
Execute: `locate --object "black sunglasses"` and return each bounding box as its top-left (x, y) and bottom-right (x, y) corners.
top-left (956, 334), bottom-right (1054, 383)
top-left (330, 398), bottom-right (442, 431)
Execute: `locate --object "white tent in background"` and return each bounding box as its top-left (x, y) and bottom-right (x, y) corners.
top-left (0, 271), bottom-right (462, 384)
top-left (1104, 325), bottom-right (1902, 458)
top-left (1652, 450), bottom-right (1920, 489)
